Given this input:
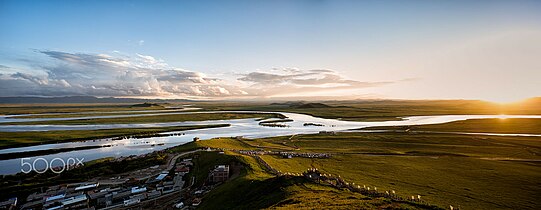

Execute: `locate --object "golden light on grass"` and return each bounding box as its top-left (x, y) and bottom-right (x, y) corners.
top-left (486, 96), bottom-right (526, 104)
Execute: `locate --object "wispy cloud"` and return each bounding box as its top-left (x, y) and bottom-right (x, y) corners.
top-left (237, 68), bottom-right (395, 97)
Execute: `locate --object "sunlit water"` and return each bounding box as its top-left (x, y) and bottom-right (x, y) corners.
top-left (0, 110), bottom-right (540, 174)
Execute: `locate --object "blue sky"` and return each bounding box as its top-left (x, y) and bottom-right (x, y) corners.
top-left (1, 0), bottom-right (540, 101)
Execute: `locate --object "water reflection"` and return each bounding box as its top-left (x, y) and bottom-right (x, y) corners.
top-left (1, 111), bottom-right (540, 174)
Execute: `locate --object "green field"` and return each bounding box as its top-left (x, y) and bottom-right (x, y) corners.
top-left (187, 149), bottom-right (433, 210)
top-left (0, 124), bottom-right (228, 148)
top-left (0, 103), bottom-right (168, 115)
top-left (8, 109), bottom-right (187, 119)
top-left (364, 118), bottom-right (541, 134)
top-left (193, 98), bottom-right (541, 121)
top-left (1, 112), bottom-right (283, 125)
top-left (195, 132), bottom-right (541, 210)
top-left (2, 99), bottom-right (539, 122)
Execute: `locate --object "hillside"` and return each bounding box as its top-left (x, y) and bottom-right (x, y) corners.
top-left (164, 139), bottom-right (442, 209)
top-left (181, 144), bottom-right (439, 210)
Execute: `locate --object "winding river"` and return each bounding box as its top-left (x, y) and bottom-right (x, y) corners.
top-left (0, 110), bottom-right (540, 175)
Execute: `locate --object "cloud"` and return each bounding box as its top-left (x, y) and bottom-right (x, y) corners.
top-left (138, 40), bottom-right (145, 46)
top-left (0, 51), bottom-right (400, 98)
top-left (0, 50), bottom-right (245, 98)
top-left (237, 68), bottom-right (394, 97)
top-left (238, 72), bottom-right (315, 84)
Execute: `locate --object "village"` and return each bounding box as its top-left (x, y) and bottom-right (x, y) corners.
top-left (8, 155), bottom-right (193, 210)
top-left (0, 142), bottom-right (337, 210)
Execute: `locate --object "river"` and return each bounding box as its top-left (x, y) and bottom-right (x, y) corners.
top-left (0, 110), bottom-right (540, 175)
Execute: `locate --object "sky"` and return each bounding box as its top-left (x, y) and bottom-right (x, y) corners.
top-left (1, 0), bottom-right (540, 102)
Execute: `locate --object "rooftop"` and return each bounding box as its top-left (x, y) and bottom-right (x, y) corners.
top-left (213, 165), bottom-right (229, 172)
top-left (61, 194), bottom-right (87, 206)
top-left (45, 194), bottom-right (65, 202)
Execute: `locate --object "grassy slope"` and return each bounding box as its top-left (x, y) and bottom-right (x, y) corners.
top-left (0, 124), bottom-right (228, 148)
top-left (196, 134), bottom-right (541, 209)
top-left (190, 147), bottom-right (429, 209)
top-left (365, 118), bottom-right (541, 134)
top-left (251, 133), bottom-right (541, 210)
top-left (2, 112), bottom-right (282, 125)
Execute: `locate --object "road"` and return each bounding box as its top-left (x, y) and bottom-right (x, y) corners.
top-left (166, 149), bottom-right (202, 171)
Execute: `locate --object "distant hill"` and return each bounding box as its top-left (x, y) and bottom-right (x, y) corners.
top-left (270, 101), bottom-right (332, 109)
top-left (0, 96), bottom-right (192, 104)
top-left (130, 102), bottom-right (164, 108)
top-left (270, 101), bottom-right (306, 107)
top-left (295, 102), bottom-right (331, 108)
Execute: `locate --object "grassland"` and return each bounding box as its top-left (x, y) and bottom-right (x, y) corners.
top-left (2, 112), bottom-right (283, 125)
top-left (191, 132), bottom-right (541, 210)
top-left (8, 109), bottom-right (185, 119)
top-left (0, 103), bottom-right (167, 115)
top-left (276, 133), bottom-right (541, 210)
top-left (194, 98), bottom-right (541, 121)
top-left (3, 98), bottom-right (539, 122)
top-left (200, 171), bottom-right (431, 209)
top-left (184, 147), bottom-right (432, 209)
top-left (364, 118), bottom-right (541, 134)
top-left (0, 124), bottom-right (228, 148)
